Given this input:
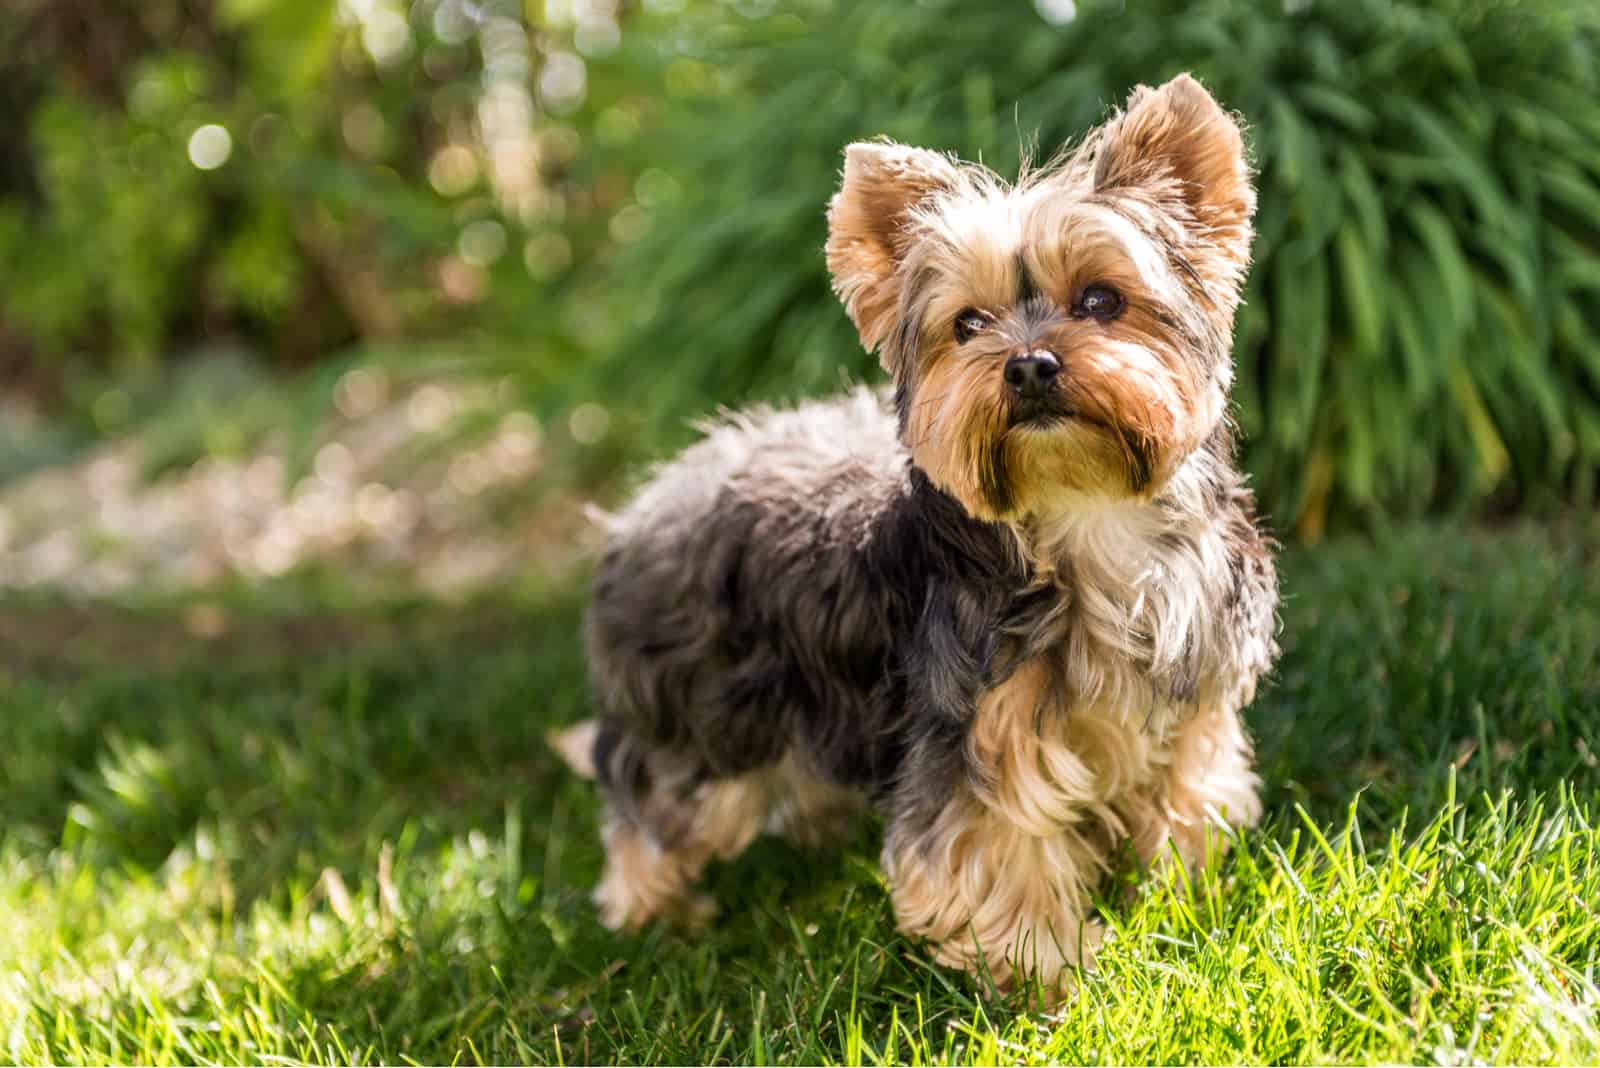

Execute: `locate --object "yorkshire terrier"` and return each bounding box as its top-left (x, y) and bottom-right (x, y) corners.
top-left (552, 74), bottom-right (1279, 997)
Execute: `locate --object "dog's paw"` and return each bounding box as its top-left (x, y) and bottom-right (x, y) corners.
top-left (593, 882), bottom-right (717, 932)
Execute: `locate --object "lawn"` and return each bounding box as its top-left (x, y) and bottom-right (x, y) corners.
top-left (2, 520), bottom-right (1598, 1065)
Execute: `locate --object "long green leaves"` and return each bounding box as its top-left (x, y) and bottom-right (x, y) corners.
top-left (588, 0), bottom-right (1600, 534)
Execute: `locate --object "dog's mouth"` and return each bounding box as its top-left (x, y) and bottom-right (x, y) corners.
top-left (1009, 397), bottom-right (1107, 433)
top-left (1009, 393), bottom-right (1064, 427)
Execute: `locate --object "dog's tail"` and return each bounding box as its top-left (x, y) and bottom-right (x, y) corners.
top-left (547, 719), bottom-right (600, 780)
top-left (583, 501), bottom-right (623, 537)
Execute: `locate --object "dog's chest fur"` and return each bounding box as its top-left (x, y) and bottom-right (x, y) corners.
top-left (961, 460), bottom-right (1274, 837)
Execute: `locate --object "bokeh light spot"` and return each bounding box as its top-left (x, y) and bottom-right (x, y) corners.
top-left (429, 145), bottom-right (479, 196)
top-left (609, 204), bottom-right (652, 244)
top-left (539, 52), bottom-right (587, 113)
top-left (635, 168), bottom-right (681, 207)
top-left (448, 453), bottom-right (491, 495)
top-left (362, 8), bottom-right (413, 65)
top-left (568, 403), bottom-right (610, 444)
top-left (334, 367), bottom-right (389, 419)
top-left (524, 233), bottom-right (572, 280)
top-left (315, 442), bottom-right (357, 485)
top-left (432, 0), bottom-right (475, 44)
top-left (575, 15), bottom-right (621, 57)
top-left (1034, 0), bottom-right (1076, 23)
top-left (408, 384), bottom-right (456, 432)
top-left (438, 258), bottom-right (487, 303)
top-left (459, 219), bottom-right (508, 266)
top-left (187, 124), bottom-right (233, 170)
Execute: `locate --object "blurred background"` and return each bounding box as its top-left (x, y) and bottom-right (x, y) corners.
top-left (6, 6), bottom-right (1600, 1060)
top-left (2, 0), bottom-right (1599, 598)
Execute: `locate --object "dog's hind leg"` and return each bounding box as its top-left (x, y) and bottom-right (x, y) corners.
top-left (763, 753), bottom-right (864, 849)
top-left (592, 773), bottom-right (782, 929)
top-left (592, 812), bottom-right (719, 929)
top-left (573, 722), bottom-right (777, 930)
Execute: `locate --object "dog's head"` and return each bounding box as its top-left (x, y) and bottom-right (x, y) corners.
top-left (826, 75), bottom-right (1255, 521)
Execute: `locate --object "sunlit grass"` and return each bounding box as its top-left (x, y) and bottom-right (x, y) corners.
top-left (1, 522), bottom-right (1597, 1064)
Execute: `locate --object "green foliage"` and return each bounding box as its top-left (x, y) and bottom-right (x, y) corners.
top-left (0, 0), bottom-right (639, 377)
top-left (6, 92), bottom-right (206, 365)
top-left (9, 0), bottom-right (1600, 530)
top-left (1, 521), bottom-right (1599, 1063)
top-left (588, 0), bottom-right (1600, 532)
top-left (2, 3), bottom-right (322, 368)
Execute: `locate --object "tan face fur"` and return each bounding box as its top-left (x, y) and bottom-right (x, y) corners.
top-left (826, 75), bottom-right (1256, 521)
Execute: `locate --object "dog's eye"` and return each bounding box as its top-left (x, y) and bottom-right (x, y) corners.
top-left (1074, 283), bottom-right (1124, 321)
top-left (953, 309), bottom-right (989, 344)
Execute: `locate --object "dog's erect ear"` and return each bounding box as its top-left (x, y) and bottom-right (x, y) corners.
top-left (1093, 74), bottom-right (1255, 271)
top-left (826, 141), bottom-right (958, 362)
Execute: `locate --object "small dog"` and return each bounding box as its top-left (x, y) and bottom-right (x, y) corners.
top-left (553, 74), bottom-right (1278, 996)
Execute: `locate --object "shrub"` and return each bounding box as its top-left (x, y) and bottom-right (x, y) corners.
top-left (0, 0), bottom-right (640, 383)
top-left (587, 0), bottom-right (1600, 534)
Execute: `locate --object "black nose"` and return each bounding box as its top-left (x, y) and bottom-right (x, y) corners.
top-left (1003, 351), bottom-right (1060, 400)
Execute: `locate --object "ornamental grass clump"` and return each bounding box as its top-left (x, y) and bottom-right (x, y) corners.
top-left (591, 0), bottom-right (1600, 533)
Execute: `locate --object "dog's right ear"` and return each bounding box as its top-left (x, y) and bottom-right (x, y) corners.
top-left (826, 141), bottom-right (958, 363)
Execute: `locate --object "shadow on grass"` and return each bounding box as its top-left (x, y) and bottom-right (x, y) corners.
top-left (0, 586), bottom-right (593, 883)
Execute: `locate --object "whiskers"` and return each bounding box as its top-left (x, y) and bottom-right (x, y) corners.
top-left (905, 387), bottom-right (955, 450)
top-left (1076, 380), bottom-right (1156, 494)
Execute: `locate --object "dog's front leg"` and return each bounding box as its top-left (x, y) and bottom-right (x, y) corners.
top-left (1127, 696), bottom-right (1263, 878)
top-left (881, 786), bottom-right (1105, 1000)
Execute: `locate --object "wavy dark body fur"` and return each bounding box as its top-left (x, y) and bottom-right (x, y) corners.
top-left (584, 388), bottom-right (1274, 847)
top-left (586, 391), bottom-right (1018, 838)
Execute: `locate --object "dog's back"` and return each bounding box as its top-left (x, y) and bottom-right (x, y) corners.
top-left (563, 388), bottom-right (919, 925)
top-left (582, 389), bottom-right (909, 820)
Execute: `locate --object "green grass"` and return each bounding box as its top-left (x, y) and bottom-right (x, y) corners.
top-left (2, 521), bottom-right (1598, 1064)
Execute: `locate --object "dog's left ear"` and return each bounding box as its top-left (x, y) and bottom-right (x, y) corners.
top-left (1094, 74), bottom-right (1255, 274)
top-left (826, 141), bottom-right (959, 364)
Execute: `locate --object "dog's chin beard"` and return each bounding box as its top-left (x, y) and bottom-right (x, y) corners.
top-left (991, 414), bottom-right (1156, 519)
